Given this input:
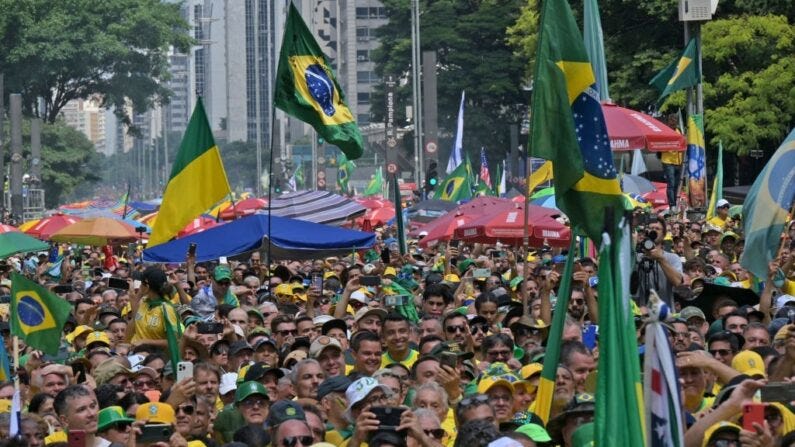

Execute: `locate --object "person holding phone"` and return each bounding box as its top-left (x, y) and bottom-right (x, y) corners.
top-left (126, 267), bottom-right (181, 352)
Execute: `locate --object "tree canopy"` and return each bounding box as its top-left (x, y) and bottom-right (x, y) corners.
top-left (0, 0), bottom-right (192, 130)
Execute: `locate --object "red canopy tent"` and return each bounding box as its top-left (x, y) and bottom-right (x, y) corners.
top-left (219, 197), bottom-right (268, 220)
top-left (178, 216), bottom-right (222, 237)
top-left (413, 197), bottom-right (512, 246)
top-left (454, 203), bottom-right (571, 247)
top-left (602, 102), bottom-right (686, 152)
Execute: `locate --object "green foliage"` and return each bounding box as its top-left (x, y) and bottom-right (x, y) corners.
top-left (371, 0), bottom-right (529, 165)
top-left (505, 0), bottom-right (539, 81)
top-left (0, 0), bottom-right (192, 131)
top-left (39, 122), bottom-right (102, 208)
top-left (219, 140), bottom-right (266, 192)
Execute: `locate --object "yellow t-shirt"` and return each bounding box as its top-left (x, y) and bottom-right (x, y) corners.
top-left (132, 299), bottom-right (180, 343)
top-left (45, 431), bottom-right (66, 445)
top-left (707, 215), bottom-right (730, 231)
top-left (661, 151), bottom-right (684, 165)
top-left (381, 350), bottom-right (419, 369)
top-left (441, 408), bottom-right (457, 447)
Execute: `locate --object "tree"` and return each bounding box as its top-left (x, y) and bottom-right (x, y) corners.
top-left (219, 140), bottom-right (264, 192)
top-left (0, 0), bottom-right (192, 131)
top-left (370, 0), bottom-right (529, 167)
top-left (38, 122), bottom-right (102, 208)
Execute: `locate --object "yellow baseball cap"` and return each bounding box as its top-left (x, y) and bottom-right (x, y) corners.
top-left (444, 273), bottom-right (461, 283)
top-left (384, 267), bottom-right (397, 277)
top-left (85, 331), bottom-right (111, 348)
top-left (477, 373), bottom-right (520, 396)
top-left (774, 324), bottom-right (795, 342)
top-left (323, 271), bottom-right (340, 280)
top-left (66, 325), bottom-right (93, 344)
top-left (520, 363), bottom-right (543, 380)
top-left (135, 402), bottom-right (175, 424)
top-left (0, 399), bottom-right (11, 414)
top-left (731, 350), bottom-right (766, 378)
top-left (274, 283), bottom-right (294, 296)
top-left (702, 421), bottom-right (741, 447)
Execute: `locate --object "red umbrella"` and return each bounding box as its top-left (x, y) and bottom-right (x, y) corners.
top-left (417, 197), bottom-right (512, 246)
top-left (454, 203), bottom-right (571, 247)
top-left (220, 197), bottom-right (268, 220)
top-left (25, 214), bottom-right (83, 240)
top-left (178, 216), bottom-right (222, 237)
top-left (602, 102), bottom-right (686, 152)
top-left (642, 182), bottom-right (670, 211)
top-left (0, 224), bottom-right (19, 234)
top-left (354, 196), bottom-right (390, 210)
top-left (356, 206), bottom-right (396, 228)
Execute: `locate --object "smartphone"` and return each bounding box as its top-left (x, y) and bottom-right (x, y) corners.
top-left (197, 322), bottom-right (224, 334)
top-left (449, 239), bottom-right (460, 248)
top-left (761, 382), bottom-right (795, 403)
top-left (381, 247), bottom-right (391, 264)
top-left (188, 243), bottom-right (197, 256)
top-left (67, 430), bottom-right (86, 447)
top-left (219, 256), bottom-right (228, 264)
top-left (384, 295), bottom-right (409, 307)
top-left (176, 361), bottom-right (194, 383)
top-left (439, 352), bottom-right (458, 369)
top-left (108, 277), bottom-right (128, 290)
top-left (360, 276), bottom-right (382, 287)
top-left (138, 424), bottom-right (174, 443)
top-left (71, 363), bottom-right (87, 384)
top-left (311, 272), bottom-right (323, 291)
top-left (52, 284), bottom-right (74, 294)
top-left (743, 403), bottom-right (766, 431)
top-left (369, 406), bottom-right (406, 432)
top-left (473, 268), bottom-right (491, 279)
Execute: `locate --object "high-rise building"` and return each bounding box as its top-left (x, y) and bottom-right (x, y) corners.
top-left (60, 97), bottom-right (107, 154)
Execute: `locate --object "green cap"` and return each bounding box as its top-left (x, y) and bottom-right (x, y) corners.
top-left (235, 380), bottom-right (269, 404)
top-left (97, 406), bottom-right (135, 432)
top-left (515, 423), bottom-right (552, 443)
top-left (570, 422), bottom-right (594, 447)
top-left (214, 265), bottom-right (232, 281)
top-left (458, 259), bottom-right (475, 274)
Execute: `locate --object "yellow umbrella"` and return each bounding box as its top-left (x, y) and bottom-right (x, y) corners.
top-left (50, 217), bottom-right (140, 246)
top-left (18, 218), bottom-right (41, 232)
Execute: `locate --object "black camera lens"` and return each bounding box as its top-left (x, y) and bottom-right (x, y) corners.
top-left (642, 239), bottom-right (656, 251)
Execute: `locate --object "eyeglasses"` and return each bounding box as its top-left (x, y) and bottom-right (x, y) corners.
top-left (459, 394), bottom-right (490, 409)
top-left (487, 349), bottom-right (511, 359)
top-left (424, 429), bottom-right (446, 440)
top-left (445, 325), bottom-right (466, 334)
top-left (364, 392), bottom-right (390, 406)
top-left (277, 329), bottom-right (298, 336)
top-left (216, 280), bottom-right (231, 286)
top-left (709, 348), bottom-right (733, 357)
top-left (570, 298), bottom-right (584, 305)
top-left (110, 422), bottom-right (132, 431)
top-left (471, 324), bottom-right (489, 335)
top-left (134, 379), bottom-right (156, 389)
top-left (282, 436), bottom-right (314, 447)
top-left (176, 404), bottom-right (194, 415)
top-left (711, 440), bottom-right (739, 447)
top-left (241, 397), bottom-right (268, 408)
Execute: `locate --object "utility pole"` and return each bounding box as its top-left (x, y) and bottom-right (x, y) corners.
top-left (0, 75), bottom-right (5, 218)
top-left (9, 94), bottom-right (23, 221)
top-left (410, 0), bottom-right (423, 187)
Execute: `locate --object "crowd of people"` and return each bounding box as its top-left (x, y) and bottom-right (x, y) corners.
top-left (0, 198), bottom-right (794, 447)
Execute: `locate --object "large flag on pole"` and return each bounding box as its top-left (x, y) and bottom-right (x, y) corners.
top-left (275, 2), bottom-right (364, 160)
top-left (649, 38), bottom-right (700, 104)
top-left (530, 0), bottom-right (622, 245)
top-left (479, 147), bottom-right (491, 187)
top-left (644, 292), bottom-right (685, 447)
top-left (10, 272), bottom-right (72, 355)
top-left (447, 91), bottom-right (466, 174)
top-left (686, 114), bottom-right (707, 208)
top-left (706, 141), bottom-right (724, 220)
top-left (594, 218), bottom-right (646, 445)
top-left (534, 238), bottom-right (577, 424)
top-left (149, 99), bottom-right (231, 246)
top-left (434, 162), bottom-right (472, 202)
top-left (740, 128), bottom-right (795, 279)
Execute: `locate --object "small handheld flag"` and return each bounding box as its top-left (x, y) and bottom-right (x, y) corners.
top-left (10, 272), bottom-right (72, 355)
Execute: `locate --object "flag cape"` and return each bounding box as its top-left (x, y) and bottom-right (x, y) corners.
top-left (364, 167), bottom-right (384, 196)
top-left (706, 141), bottom-right (723, 220)
top-left (10, 272), bottom-right (73, 355)
top-left (740, 128), bottom-right (795, 279)
top-left (149, 99), bottom-right (231, 246)
top-left (686, 114), bottom-right (707, 208)
top-left (274, 3), bottom-right (363, 160)
top-left (644, 300), bottom-right (685, 447)
top-left (529, 0), bottom-right (622, 245)
top-left (434, 161), bottom-right (472, 202)
top-left (447, 91), bottom-right (466, 174)
top-left (649, 38), bottom-right (700, 104)
top-left (594, 218), bottom-right (645, 445)
top-left (534, 237), bottom-right (577, 424)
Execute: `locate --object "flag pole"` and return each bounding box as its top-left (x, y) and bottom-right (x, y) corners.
top-left (10, 335), bottom-right (19, 437)
top-left (521, 161), bottom-right (534, 318)
top-left (121, 182), bottom-right (131, 219)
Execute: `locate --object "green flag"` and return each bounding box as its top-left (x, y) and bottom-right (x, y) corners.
top-left (294, 162), bottom-right (305, 189)
top-left (363, 167), bottom-right (384, 196)
top-left (706, 141), bottom-right (724, 220)
top-left (434, 162), bottom-right (472, 202)
top-left (474, 178), bottom-right (495, 197)
top-left (337, 153), bottom-right (355, 194)
top-left (530, 0), bottom-right (623, 245)
top-left (274, 3), bottom-right (364, 160)
top-left (649, 38), bottom-right (700, 104)
top-left (594, 218), bottom-right (645, 445)
top-left (10, 272), bottom-right (73, 355)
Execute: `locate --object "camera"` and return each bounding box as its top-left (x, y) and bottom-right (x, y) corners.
top-left (641, 231), bottom-right (658, 251)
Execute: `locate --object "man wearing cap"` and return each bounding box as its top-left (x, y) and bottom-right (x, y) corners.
top-left (312, 336), bottom-right (346, 377)
top-left (707, 199), bottom-right (733, 231)
top-left (477, 366), bottom-right (520, 424)
top-left (96, 406), bottom-right (135, 445)
top-left (318, 376), bottom-right (353, 445)
top-left (546, 393), bottom-right (595, 447)
top-left (267, 400), bottom-right (313, 447)
top-left (344, 377), bottom-right (394, 447)
top-left (235, 381), bottom-right (270, 426)
top-left (353, 307), bottom-right (387, 334)
top-left (634, 217), bottom-right (683, 307)
top-left (228, 340), bottom-right (255, 372)
top-left (194, 265), bottom-right (240, 312)
top-left (254, 336), bottom-right (280, 367)
top-left (681, 306), bottom-right (709, 338)
top-left (93, 359), bottom-right (134, 393)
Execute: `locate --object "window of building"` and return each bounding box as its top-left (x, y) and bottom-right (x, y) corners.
top-left (357, 92), bottom-right (370, 104)
top-left (356, 50), bottom-right (370, 62)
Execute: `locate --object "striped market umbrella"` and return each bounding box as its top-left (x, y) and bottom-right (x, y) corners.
top-left (267, 190), bottom-right (366, 225)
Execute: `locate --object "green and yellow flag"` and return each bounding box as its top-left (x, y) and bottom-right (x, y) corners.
top-left (275, 2), bottom-right (364, 160)
top-left (530, 0), bottom-right (622, 245)
top-left (363, 167), bottom-right (384, 197)
top-left (706, 141), bottom-right (724, 220)
top-left (337, 153), bottom-right (355, 194)
top-left (149, 99), bottom-right (231, 247)
top-left (11, 272), bottom-right (72, 355)
top-left (649, 38), bottom-right (700, 104)
top-left (527, 160), bottom-right (554, 195)
top-left (434, 162), bottom-right (472, 202)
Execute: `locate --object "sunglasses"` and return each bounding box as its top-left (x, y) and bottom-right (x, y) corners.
top-left (424, 429), bottom-right (446, 440)
top-left (217, 280), bottom-right (231, 286)
top-left (241, 397), bottom-right (268, 408)
top-left (445, 325), bottom-right (466, 334)
top-left (282, 436), bottom-right (314, 447)
top-left (111, 422), bottom-right (132, 431)
top-left (278, 329), bottom-right (298, 336)
top-left (709, 348), bottom-right (733, 357)
top-left (470, 324), bottom-right (489, 335)
top-left (176, 404), bottom-right (194, 415)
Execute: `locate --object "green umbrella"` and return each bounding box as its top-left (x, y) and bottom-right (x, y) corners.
top-left (0, 231), bottom-right (49, 259)
top-left (531, 187), bottom-right (555, 199)
top-left (729, 204), bottom-right (743, 219)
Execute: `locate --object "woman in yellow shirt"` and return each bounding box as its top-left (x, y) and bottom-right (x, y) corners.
top-left (126, 266), bottom-right (181, 350)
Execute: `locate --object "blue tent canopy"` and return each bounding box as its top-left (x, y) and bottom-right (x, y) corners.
top-left (143, 214), bottom-right (375, 262)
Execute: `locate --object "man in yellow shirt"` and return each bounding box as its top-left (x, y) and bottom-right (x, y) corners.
top-left (661, 149), bottom-right (685, 209)
top-left (707, 199), bottom-right (733, 230)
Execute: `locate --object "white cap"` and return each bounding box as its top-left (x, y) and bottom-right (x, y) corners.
top-left (344, 377), bottom-right (392, 421)
top-left (716, 199), bottom-right (730, 208)
top-left (775, 294), bottom-right (795, 309)
top-left (313, 315), bottom-right (334, 326)
top-left (128, 354), bottom-right (145, 372)
top-left (488, 438), bottom-right (523, 447)
top-left (219, 372), bottom-right (238, 395)
top-left (350, 290), bottom-right (368, 304)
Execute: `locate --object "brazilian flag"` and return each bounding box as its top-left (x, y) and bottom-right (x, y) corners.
top-left (434, 162), bottom-right (472, 202)
top-left (275, 3), bottom-right (364, 160)
top-left (10, 273), bottom-right (72, 355)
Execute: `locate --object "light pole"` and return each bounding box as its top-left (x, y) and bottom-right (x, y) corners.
top-left (410, 0), bottom-right (423, 187)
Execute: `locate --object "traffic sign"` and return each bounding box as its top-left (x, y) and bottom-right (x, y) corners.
top-left (387, 138), bottom-right (397, 148)
top-left (425, 142), bottom-right (437, 153)
top-left (387, 163), bottom-right (398, 174)
top-left (317, 178), bottom-right (326, 188)
top-left (317, 171), bottom-right (326, 179)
